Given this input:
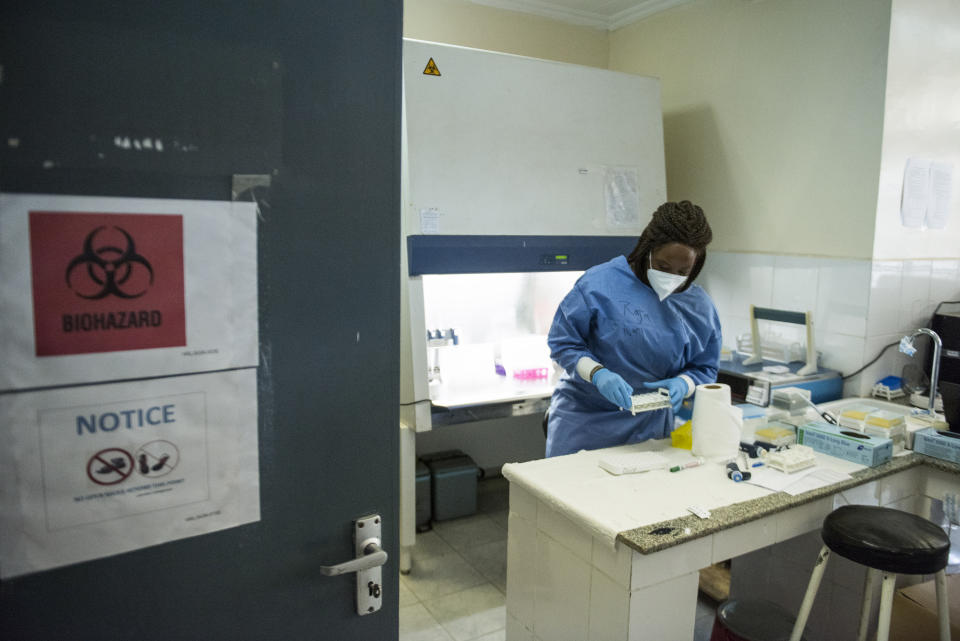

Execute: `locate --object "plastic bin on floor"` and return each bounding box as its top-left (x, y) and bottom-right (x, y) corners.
top-left (421, 450), bottom-right (478, 522)
top-left (709, 599), bottom-right (805, 641)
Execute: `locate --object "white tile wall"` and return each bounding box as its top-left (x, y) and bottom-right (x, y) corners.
top-left (772, 255), bottom-right (821, 314)
top-left (815, 332), bottom-right (865, 380)
top-left (509, 484), bottom-right (538, 522)
top-left (537, 503), bottom-right (592, 562)
top-left (867, 261), bottom-right (903, 337)
top-left (899, 260), bottom-right (933, 330)
top-left (856, 333), bottom-right (911, 396)
top-left (533, 532), bottom-right (591, 641)
top-left (588, 568), bottom-right (629, 641)
top-left (591, 537), bottom-right (632, 589)
top-left (630, 536), bottom-right (712, 590)
top-left (627, 571), bottom-right (699, 641)
top-left (834, 480), bottom-right (880, 508)
top-left (506, 513), bottom-right (537, 624)
top-left (929, 260), bottom-right (960, 315)
top-left (774, 497), bottom-right (834, 543)
top-left (704, 251), bottom-right (960, 395)
top-left (816, 259), bottom-right (871, 336)
top-left (711, 514), bottom-right (776, 562)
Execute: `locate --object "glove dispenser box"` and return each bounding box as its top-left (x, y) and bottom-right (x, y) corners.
top-left (421, 450), bottom-right (479, 522)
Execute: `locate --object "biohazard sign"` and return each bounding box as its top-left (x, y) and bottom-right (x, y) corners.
top-left (423, 57), bottom-right (441, 76)
top-left (29, 212), bottom-right (186, 356)
top-left (0, 193), bottom-right (259, 391)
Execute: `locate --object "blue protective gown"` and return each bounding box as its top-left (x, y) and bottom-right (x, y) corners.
top-left (545, 255), bottom-right (722, 457)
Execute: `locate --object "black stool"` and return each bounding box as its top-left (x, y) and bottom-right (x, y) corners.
top-left (789, 505), bottom-right (951, 641)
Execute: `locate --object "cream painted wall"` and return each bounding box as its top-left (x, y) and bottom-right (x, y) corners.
top-left (404, 0), bottom-right (608, 68)
top-left (872, 0), bottom-right (960, 260)
top-left (608, 0), bottom-right (891, 259)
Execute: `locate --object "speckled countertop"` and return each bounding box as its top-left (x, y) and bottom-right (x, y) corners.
top-left (618, 453), bottom-right (960, 555)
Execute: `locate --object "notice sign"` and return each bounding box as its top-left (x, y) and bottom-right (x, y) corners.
top-left (0, 193), bottom-right (258, 391)
top-left (0, 369), bottom-right (259, 578)
top-left (29, 212), bottom-right (186, 356)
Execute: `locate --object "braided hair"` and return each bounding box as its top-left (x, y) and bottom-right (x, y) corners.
top-left (626, 200), bottom-right (713, 293)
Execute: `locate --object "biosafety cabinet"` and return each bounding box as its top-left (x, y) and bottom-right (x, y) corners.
top-left (399, 40), bottom-right (668, 432)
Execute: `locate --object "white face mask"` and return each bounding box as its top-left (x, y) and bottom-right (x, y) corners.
top-left (646, 254), bottom-right (688, 301)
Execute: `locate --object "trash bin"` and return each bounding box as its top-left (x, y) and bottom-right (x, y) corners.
top-left (420, 450), bottom-right (479, 521)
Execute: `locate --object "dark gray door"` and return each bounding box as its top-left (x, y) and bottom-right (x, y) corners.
top-left (0, 1), bottom-right (401, 639)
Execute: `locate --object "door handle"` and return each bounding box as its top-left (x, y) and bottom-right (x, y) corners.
top-left (319, 540), bottom-right (388, 576)
top-left (319, 514), bottom-right (387, 615)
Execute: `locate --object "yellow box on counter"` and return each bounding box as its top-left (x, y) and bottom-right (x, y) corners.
top-left (671, 420), bottom-right (692, 450)
top-left (890, 574), bottom-right (960, 641)
top-left (796, 421), bottom-right (893, 466)
top-left (865, 410), bottom-right (906, 429)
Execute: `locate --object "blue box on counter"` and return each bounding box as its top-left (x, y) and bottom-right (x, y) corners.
top-left (797, 421), bottom-right (893, 467)
top-left (913, 428), bottom-right (960, 464)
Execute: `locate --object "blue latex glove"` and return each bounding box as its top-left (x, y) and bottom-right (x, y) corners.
top-left (642, 377), bottom-right (689, 413)
top-left (592, 368), bottom-right (633, 409)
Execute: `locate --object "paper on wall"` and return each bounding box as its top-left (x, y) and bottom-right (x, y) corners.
top-left (419, 208), bottom-right (442, 234)
top-left (0, 193), bottom-right (258, 391)
top-left (901, 157), bottom-right (931, 228)
top-left (604, 166), bottom-right (641, 228)
top-left (900, 158), bottom-right (954, 230)
top-left (0, 369), bottom-right (259, 578)
top-left (927, 161), bottom-right (954, 230)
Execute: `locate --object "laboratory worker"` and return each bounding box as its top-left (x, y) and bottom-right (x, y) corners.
top-left (545, 200), bottom-right (721, 457)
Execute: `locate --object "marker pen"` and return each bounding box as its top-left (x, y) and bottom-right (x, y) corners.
top-left (669, 457), bottom-right (705, 473)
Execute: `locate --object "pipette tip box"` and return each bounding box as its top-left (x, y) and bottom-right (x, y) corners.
top-left (797, 421), bottom-right (893, 467)
top-left (913, 428), bottom-right (960, 465)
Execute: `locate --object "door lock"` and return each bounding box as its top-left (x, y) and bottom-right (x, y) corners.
top-left (320, 514), bottom-right (388, 615)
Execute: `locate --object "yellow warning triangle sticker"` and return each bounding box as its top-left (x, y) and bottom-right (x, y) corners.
top-left (423, 58), bottom-right (441, 76)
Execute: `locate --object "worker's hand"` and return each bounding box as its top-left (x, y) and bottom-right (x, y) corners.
top-left (592, 369), bottom-right (633, 409)
top-left (642, 377), bottom-right (689, 413)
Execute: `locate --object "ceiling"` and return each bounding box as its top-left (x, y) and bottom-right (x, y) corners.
top-left (469, 0), bottom-right (694, 31)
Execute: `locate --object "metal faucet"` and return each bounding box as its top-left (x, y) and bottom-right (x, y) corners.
top-left (900, 328), bottom-right (943, 415)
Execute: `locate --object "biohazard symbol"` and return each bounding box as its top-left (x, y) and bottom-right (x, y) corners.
top-left (423, 58), bottom-right (441, 76)
top-left (65, 226), bottom-right (154, 299)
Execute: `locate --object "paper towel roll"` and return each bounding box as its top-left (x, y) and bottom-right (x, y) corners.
top-left (691, 383), bottom-right (743, 459)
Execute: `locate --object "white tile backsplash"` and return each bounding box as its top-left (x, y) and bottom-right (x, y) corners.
top-left (867, 260), bottom-right (903, 336)
top-left (899, 259), bottom-right (933, 330)
top-left (851, 333), bottom-right (911, 396)
top-left (816, 259), bottom-right (870, 336)
top-left (929, 260), bottom-right (960, 314)
top-left (772, 255), bottom-right (820, 314)
top-left (708, 251), bottom-right (959, 389)
top-left (815, 331), bottom-right (865, 376)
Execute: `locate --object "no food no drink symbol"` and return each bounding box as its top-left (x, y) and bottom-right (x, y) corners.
top-left (87, 448), bottom-right (135, 485)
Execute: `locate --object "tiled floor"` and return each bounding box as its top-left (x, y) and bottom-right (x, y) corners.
top-left (400, 476), bottom-right (719, 641)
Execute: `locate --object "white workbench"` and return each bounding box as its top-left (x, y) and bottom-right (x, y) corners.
top-left (502, 439), bottom-right (960, 641)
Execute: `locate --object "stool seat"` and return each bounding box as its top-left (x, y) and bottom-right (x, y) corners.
top-left (822, 505), bottom-right (950, 575)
